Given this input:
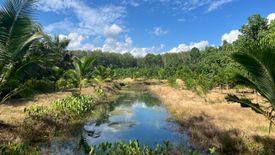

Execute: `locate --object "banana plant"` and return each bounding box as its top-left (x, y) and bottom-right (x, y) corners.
top-left (226, 47), bottom-right (275, 134)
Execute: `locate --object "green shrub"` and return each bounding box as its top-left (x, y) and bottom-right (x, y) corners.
top-left (168, 77), bottom-right (177, 88)
top-left (56, 78), bottom-right (75, 90)
top-left (24, 105), bottom-right (50, 118)
top-left (0, 143), bottom-right (39, 155)
top-left (53, 95), bottom-right (94, 118)
top-left (80, 140), bottom-right (176, 155)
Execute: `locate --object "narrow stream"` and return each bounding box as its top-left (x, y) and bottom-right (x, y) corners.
top-left (40, 88), bottom-right (190, 154)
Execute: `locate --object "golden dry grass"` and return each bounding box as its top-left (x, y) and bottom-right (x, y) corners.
top-left (148, 83), bottom-right (275, 154)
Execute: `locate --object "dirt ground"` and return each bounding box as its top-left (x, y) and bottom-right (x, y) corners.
top-left (148, 83), bottom-right (275, 154)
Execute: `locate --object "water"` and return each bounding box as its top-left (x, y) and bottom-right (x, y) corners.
top-left (40, 88), bottom-right (190, 154)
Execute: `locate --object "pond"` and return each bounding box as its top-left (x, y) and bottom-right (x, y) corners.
top-left (40, 88), bottom-right (190, 154)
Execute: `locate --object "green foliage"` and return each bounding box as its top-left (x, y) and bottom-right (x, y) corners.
top-left (0, 0), bottom-right (43, 102)
top-left (0, 0), bottom-right (72, 102)
top-left (81, 140), bottom-right (181, 155)
top-left (226, 47), bottom-right (275, 134)
top-left (168, 77), bottom-right (177, 88)
top-left (259, 20), bottom-right (275, 47)
top-left (24, 95), bottom-right (95, 119)
top-left (66, 56), bottom-right (95, 94)
top-left (94, 66), bottom-right (114, 83)
top-left (24, 105), bottom-right (50, 118)
top-left (56, 77), bottom-right (75, 90)
top-left (53, 95), bottom-right (94, 118)
top-left (0, 143), bottom-right (39, 155)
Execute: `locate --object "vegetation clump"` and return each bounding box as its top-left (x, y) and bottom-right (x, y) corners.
top-left (53, 95), bottom-right (95, 118)
top-left (79, 139), bottom-right (199, 155)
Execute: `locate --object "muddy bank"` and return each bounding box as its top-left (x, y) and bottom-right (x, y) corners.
top-left (148, 83), bottom-right (275, 154)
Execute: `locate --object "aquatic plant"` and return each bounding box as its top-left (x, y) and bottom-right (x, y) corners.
top-left (24, 105), bottom-right (50, 118)
top-left (0, 143), bottom-right (39, 155)
top-left (80, 139), bottom-right (175, 155)
top-left (53, 95), bottom-right (95, 118)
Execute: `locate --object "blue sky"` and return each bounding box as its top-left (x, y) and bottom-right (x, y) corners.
top-left (24, 1), bottom-right (275, 56)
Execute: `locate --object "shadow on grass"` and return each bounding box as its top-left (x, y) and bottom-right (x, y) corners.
top-left (178, 112), bottom-right (275, 154)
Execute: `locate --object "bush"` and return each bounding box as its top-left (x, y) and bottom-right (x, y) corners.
top-left (53, 95), bottom-right (94, 118)
top-left (168, 77), bottom-right (177, 88)
top-left (24, 105), bottom-right (50, 118)
top-left (56, 78), bottom-right (75, 90)
top-left (0, 143), bottom-right (39, 155)
top-left (80, 139), bottom-right (177, 155)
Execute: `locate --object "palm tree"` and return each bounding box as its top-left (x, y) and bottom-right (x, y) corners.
top-left (0, 0), bottom-right (43, 103)
top-left (226, 47), bottom-right (275, 134)
top-left (66, 56), bottom-right (94, 94)
top-left (93, 66), bottom-right (114, 83)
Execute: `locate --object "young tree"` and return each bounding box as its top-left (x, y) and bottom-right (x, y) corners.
top-left (66, 56), bottom-right (94, 94)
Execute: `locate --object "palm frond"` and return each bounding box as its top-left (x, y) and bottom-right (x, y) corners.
top-left (226, 94), bottom-right (264, 114)
top-left (232, 52), bottom-right (275, 104)
top-left (0, 0), bottom-right (38, 55)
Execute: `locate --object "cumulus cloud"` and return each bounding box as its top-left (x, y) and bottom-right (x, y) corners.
top-left (267, 13), bottom-right (275, 24)
top-left (104, 24), bottom-right (123, 38)
top-left (38, 0), bottom-right (126, 36)
top-left (168, 41), bottom-right (209, 53)
top-left (221, 29), bottom-right (241, 44)
top-left (152, 27), bottom-right (168, 36)
top-left (59, 33), bottom-right (94, 50)
top-left (45, 19), bottom-right (75, 34)
top-left (102, 37), bottom-right (164, 57)
top-left (208, 0), bottom-right (232, 12)
top-left (38, 0), bottom-right (127, 53)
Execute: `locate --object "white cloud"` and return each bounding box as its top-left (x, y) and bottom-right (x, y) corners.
top-left (101, 36), bottom-right (166, 57)
top-left (38, 0), bottom-right (127, 52)
top-left (59, 33), bottom-right (94, 50)
top-left (168, 41), bottom-right (209, 53)
top-left (208, 0), bottom-right (232, 12)
top-left (120, 0), bottom-right (140, 7)
top-left (104, 24), bottom-right (123, 38)
top-left (152, 27), bottom-right (168, 36)
top-left (38, 0), bottom-right (126, 36)
top-left (267, 13), bottom-right (275, 24)
top-left (221, 29), bottom-right (241, 44)
top-left (45, 19), bottom-right (75, 33)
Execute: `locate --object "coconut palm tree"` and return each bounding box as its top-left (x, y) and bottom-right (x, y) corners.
top-left (226, 47), bottom-right (275, 134)
top-left (0, 0), bottom-right (43, 103)
top-left (66, 56), bottom-right (95, 94)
